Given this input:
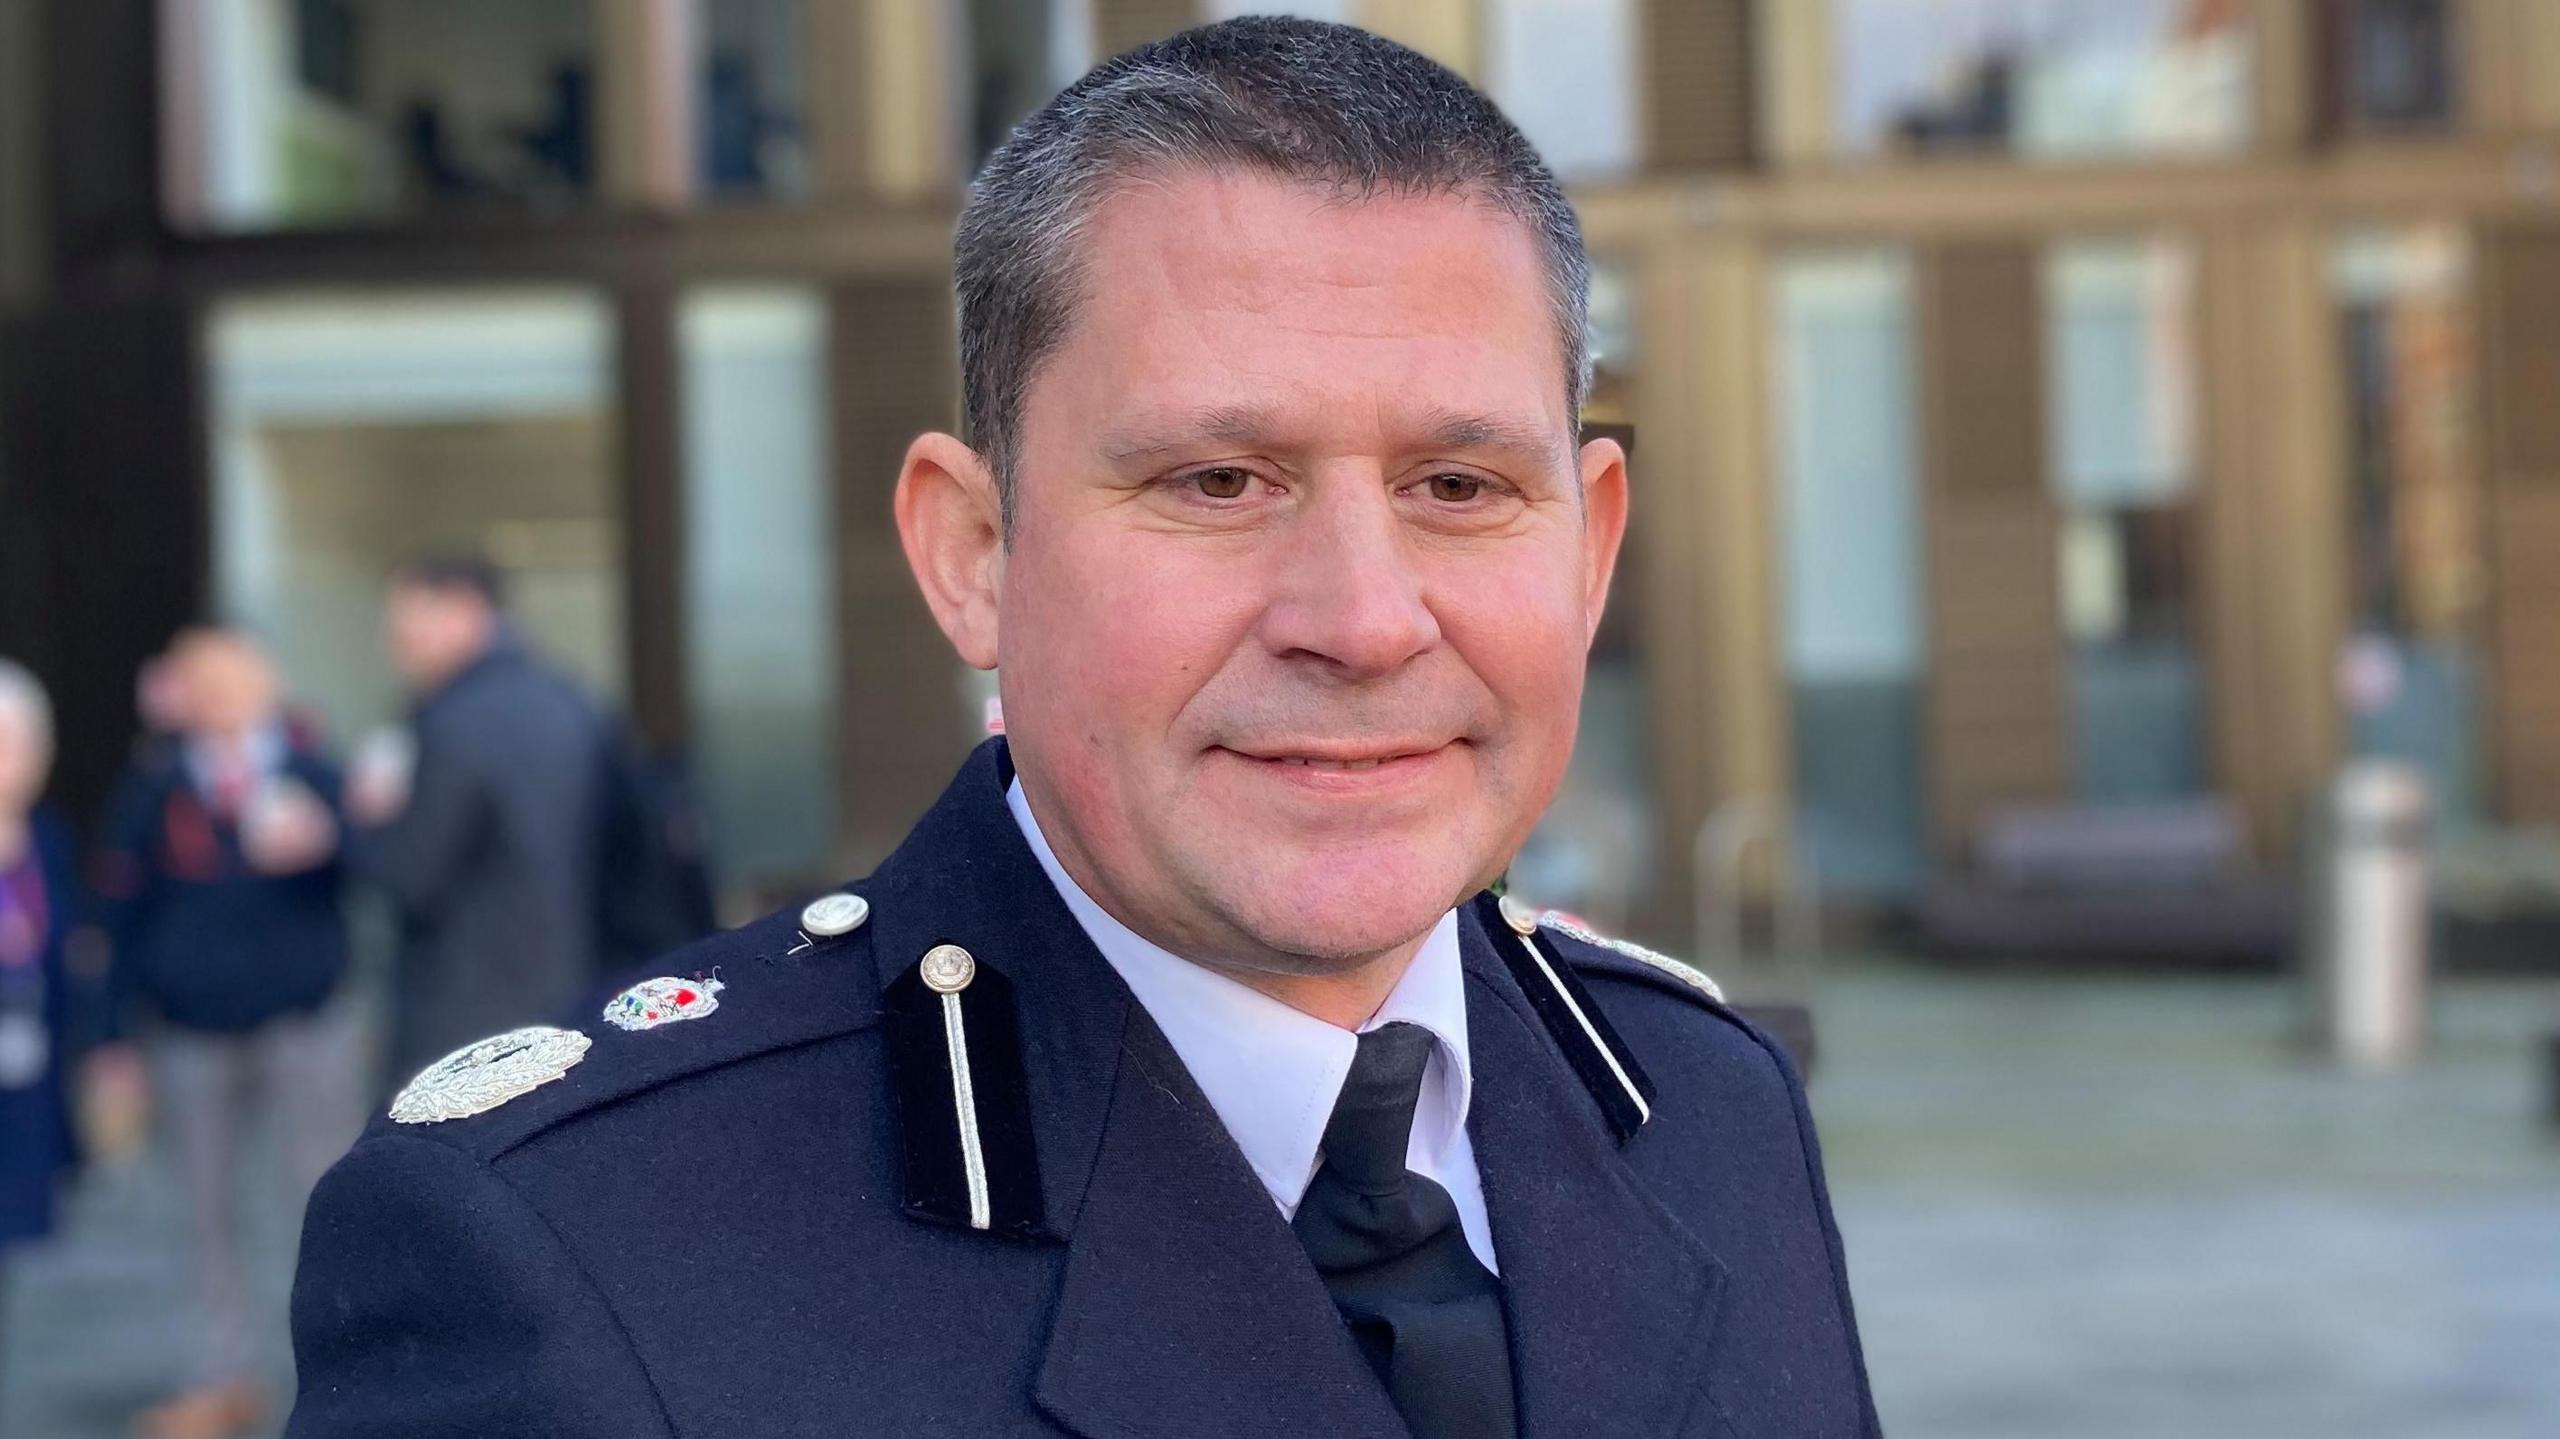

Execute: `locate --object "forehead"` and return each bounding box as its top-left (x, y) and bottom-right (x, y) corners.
top-left (178, 634), bottom-right (267, 680)
top-left (1029, 170), bottom-right (1569, 448)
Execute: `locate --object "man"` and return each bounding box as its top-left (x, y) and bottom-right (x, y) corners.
top-left (93, 628), bottom-right (363, 1439)
top-left (350, 557), bottom-right (612, 1083)
top-left (288, 20), bottom-right (1878, 1438)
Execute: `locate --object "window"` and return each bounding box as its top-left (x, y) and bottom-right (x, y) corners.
top-left (968, 0), bottom-right (1069, 169)
top-left (2333, 225), bottom-right (2485, 821)
top-left (697, 0), bottom-right (808, 198)
top-left (1513, 257), bottom-right (1655, 928)
top-left (1486, 0), bottom-right (1640, 181)
top-left (2044, 237), bottom-right (2207, 805)
top-left (165, 0), bottom-right (602, 230)
top-left (208, 290), bottom-right (624, 738)
top-left (1775, 249), bottom-right (1926, 898)
top-left (2328, 0), bottom-right (2458, 134)
top-left (1836, 0), bottom-right (2251, 159)
top-left (679, 288), bottom-right (839, 909)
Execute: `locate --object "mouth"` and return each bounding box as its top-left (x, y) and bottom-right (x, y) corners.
top-left (1214, 741), bottom-right (1458, 782)
top-left (1266, 754), bottom-right (1407, 771)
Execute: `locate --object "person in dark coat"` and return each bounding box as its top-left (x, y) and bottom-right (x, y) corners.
top-left (350, 558), bottom-right (611, 1084)
top-left (286, 21), bottom-right (1880, 1438)
top-left (94, 628), bottom-right (365, 1439)
top-left (0, 662), bottom-right (81, 1301)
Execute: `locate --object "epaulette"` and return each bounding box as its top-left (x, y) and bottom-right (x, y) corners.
top-left (1476, 892), bottom-right (1737, 1145)
top-left (1529, 910), bottom-right (1727, 1007)
top-left (376, 892), bottom-right (884, 1162)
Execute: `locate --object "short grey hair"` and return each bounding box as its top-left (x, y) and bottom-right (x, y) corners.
top-left (954, 16), bottom-right (1592, 526)
top-left (0, 659), bottom-right (51, 754)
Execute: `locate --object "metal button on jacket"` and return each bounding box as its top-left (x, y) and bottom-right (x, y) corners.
top-left (801, 893), bottom-right (870, 938)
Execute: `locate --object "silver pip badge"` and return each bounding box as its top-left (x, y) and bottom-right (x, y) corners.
top-left (390, 1026), bottom-right (592, 1125)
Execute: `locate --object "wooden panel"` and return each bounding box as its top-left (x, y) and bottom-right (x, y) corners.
top-left (1642, 0), bottom-right (1755, 171)
top-left (1923, 500), bottom-right (2066, 856)
top-left (617, 285), bottom-right (690, 753)
top-left (830, 278), bottom-right (975, 871)
top-left (7, 300), bottom-right (203, 832)
top-left (1624, 240), bottom-right (1783, 935)
top-left (42, 0), bottom-right (158, 282)
top-left (1094, 0), bottom-right (1201, 57)
top-left (2194, 221), bottom-right (2346, 864)
top-left (1919, 243), bottom-right (2064, 856)
top-left (0, 321), bottom-right (46, 686)
top-left (2487, 228), bottom-right (2560, 479)
top-left (1924, 244), bottom-right (2045, 497)
top-left (2483, 226), bottom-right (2560, 825)
top-left (1753, 0), bottom-right (1831, 166)
top-left (0, 0), bottom-right (44, 303)
top-left (2487, 488), bottom-right (2560, 823)
top-left (1358, 0), bottom-right (1481, 76)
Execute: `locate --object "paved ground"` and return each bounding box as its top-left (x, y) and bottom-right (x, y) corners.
top-left (6, 961), bottom-right (2556, 1437)
top-left (1814, 962), bottom-right (2560, 1438)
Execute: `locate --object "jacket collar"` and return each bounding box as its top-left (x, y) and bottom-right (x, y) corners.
top-left (1460, 904), bottom-right (1730, 1438)
top-left (415, 623), bottom-right (530, 716)
top-left (863, 738), bottom-right (1126, 1237)
top-left (863, 740), bottom-right (1726, 1438)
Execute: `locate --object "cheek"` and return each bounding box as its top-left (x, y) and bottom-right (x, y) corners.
top-left (1437, 558), bottom-right (1591, 730)
top-left (1001, 533), bottom-right (1248, 748)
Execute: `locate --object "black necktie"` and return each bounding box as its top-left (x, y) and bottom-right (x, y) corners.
top-left (1293, 1022), bottom-right (1518, 1439)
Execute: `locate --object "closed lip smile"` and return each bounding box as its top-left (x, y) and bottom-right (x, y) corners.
top-left (1220, 742), bottom-right (1453, 772)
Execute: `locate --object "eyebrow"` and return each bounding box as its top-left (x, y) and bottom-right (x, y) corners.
top-left (1097, 404), bottom-right (1567, 468)
top-left (1098, 403), bottom-right (1281, 465)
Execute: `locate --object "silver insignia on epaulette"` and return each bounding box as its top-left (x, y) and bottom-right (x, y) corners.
top-left (389, 1026), bottom-right (592, 1125)
top-left (1536, 911), bottom-right (1726, 1004)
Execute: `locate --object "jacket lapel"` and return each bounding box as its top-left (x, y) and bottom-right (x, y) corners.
top-left (864, 742), bottom-right (1408, 1439)
top-left (1033, 1007), bottom-right (1414, 1439)
top-left (1461, 908), bottom-right (1731, 1439)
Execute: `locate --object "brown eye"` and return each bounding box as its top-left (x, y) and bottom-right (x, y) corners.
top-left (1194, 468), bottom-right (1251, 499)
top-left (1425, 473), bottom-right (1485, 503)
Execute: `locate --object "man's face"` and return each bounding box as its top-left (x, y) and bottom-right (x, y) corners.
top-left (173, 631), bottom-right (279, 739)
top-left (0, 703), bottom-right (47, 816)
top-left (986, 171), bottom-right (1626, 976)
top-left (383, 583), bottom-right (491, 690)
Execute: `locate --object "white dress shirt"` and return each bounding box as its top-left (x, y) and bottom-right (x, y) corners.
top-left (1007, 780), bottom-right (1498, 1273)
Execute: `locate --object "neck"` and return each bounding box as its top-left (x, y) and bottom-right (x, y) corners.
top-left (0, 812), bottom-right (27, 866)
top-left (1006, 774), bottom-right (1434, 1032)
top-left (1196, 935), bottom-right (1427, 1031)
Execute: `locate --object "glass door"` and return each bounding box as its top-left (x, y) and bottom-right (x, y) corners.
top-left (208, 288), bottom-right (625, 744)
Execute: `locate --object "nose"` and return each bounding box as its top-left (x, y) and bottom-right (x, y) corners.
top-left (1255, 478), bottom-right (1442, 679)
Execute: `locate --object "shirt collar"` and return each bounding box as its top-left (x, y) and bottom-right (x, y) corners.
top-left (184, 721), bottom-right (287, 791)
top-left (1006, 778), bottom-right (1473, 1213)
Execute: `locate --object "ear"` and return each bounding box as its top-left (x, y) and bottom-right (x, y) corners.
top-left (894, 431), bottom-right (1006, 670)
top-left (1575, 434), bottom-right (1630, 645)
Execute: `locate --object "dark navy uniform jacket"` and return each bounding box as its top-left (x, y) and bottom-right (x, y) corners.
top-left (97, 735), bottom-right (350, 1034)
top-left (288, 741), bottom-right (1879, 1438)
top-left (0, 806), bottom-right (81, 1248)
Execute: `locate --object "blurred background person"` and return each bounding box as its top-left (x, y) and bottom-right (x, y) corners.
top-left (350, 557), bottom-right (612, 1084)
top-left (0, 661), bottom-right (83, 1396)
top-left (89, 627), bottom-right (359, 1439)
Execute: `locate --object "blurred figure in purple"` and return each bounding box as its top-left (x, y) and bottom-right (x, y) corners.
top-left (0, 660), bottom-right (84, 1389)
top-left (93, 628), bottom-right (364, 1439)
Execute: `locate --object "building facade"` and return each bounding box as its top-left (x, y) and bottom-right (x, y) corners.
top-left (2, 0), bottom-right (2556, 946)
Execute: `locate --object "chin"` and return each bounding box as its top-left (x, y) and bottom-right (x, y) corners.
top-left (1219, 847), bottom-right (1483, 967)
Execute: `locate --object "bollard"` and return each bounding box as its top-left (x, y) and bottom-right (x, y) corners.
top-left (2308, 762), bottom-right (2431, 1071)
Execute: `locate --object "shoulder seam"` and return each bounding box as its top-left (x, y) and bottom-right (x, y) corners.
top-left (360, 1131), bottom-right (681, 1438)
top-left (475, 1015), bottom-right (880, 1164)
